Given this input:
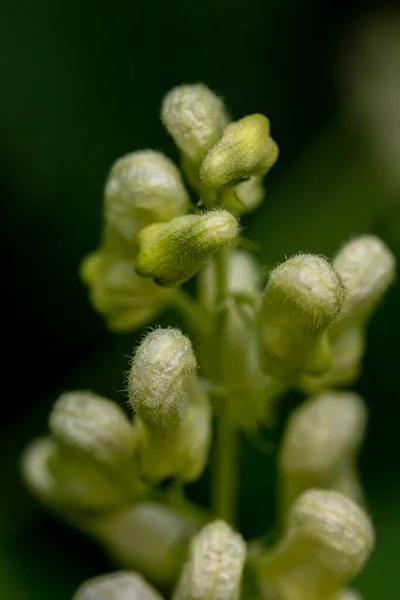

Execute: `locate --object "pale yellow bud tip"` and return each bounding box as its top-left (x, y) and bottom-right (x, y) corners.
top-left (161, 84), bottom-right (229, 163)
top-left (200, 114), bottom-right (278, 191)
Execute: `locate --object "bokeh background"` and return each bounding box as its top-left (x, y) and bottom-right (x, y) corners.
top-left (1, 0), bottom-right (399, 598)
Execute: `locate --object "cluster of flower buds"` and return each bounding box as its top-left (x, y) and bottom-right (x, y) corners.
top-left (22, 84), bottom-right (396, 600)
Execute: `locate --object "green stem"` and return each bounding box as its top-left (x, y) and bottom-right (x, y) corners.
top-left (211, 247), bottom-right (239, 525)
top-left (171, 289), bottom-right (210, 335)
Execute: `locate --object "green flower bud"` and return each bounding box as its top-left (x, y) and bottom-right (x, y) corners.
top-left (258, 490), bottom-right (374, 600)
top-left (200, 114), bottom-right (278, 191)
top-left (221, 176), bottom-right (265, 215)
top-left (49, 391), bottom-right (137, 467)
top-left (80, 250), bottom-right (173, 332)
top-left (128, 328), bottom-right (197, 427)
top-left (333, 235), bottom-right (395, 327)
top-left (172, 520), bottom-right (246, 600)
top-left (279, 391), bottom-right (367, 515)
top-left (257, 254), bottom-right (346, 376)
top-left (104, 150), bottom-right (189, 245)
top-left (137, 379), bottom-right (212, 483)
top-left (72, 571), bottom-right (164, 600)
top-left (91, 502), bottom-right (201, 589)
top-left (136, 210), bottom-right (239, 286)
top-left (298, 235), bottom-right (395, 392)
top-left (161, 84), bottom-right (229, 163)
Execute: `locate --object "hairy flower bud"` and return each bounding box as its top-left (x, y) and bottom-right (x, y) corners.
top-left (333, 235), bottom-right (395, 327)
top-left (161, 84), bottom-right (229, 163)
top-left (104, 150), bottom-right (189, 245)
top-left (72, 571), bottom-right (164, 600)
top-left (173, 520), bottom-right (246, 600)
top-left (136, 210), bottom-right (239, 286)
top-left (128, 328), bottom-right (197, 427)
top-left (49, 391), bottom-right (137, 467)
top-left (80, 250), bottom-right (173, 332)
top-left (299, 235), bottom-right (395, 392)
top-left (259, 490), bottom-right (374, 600)
top-left (279, 391), bottom-right (367, 514)
top-left (257, 254), bottom-right (346, 376)
top-left (200, 114), bottom-right (278, 191)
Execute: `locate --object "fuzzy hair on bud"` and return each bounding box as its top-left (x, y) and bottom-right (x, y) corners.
top-left (49, 391), bottom-right (137, 467)
top-left (161, 84), bottom-right (229, 163)
top-left (104, 150), bottom-right (189, 245)
top-left (72, 571), bottom-right (164, 600)
top-left (173, 520), bottom-right (246, 600)
top-left (128, 328), bottom-right (197, 427)
top-left (135, 210), bottom-right (239, 286)
top-left (279, 391), bottom-right (367, 513)
top-left (258, 253), bottom-right (346, 376)
top-left (200, 114), bottom-right (278, 191)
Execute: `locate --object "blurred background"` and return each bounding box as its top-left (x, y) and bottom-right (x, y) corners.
top-left (1, 0), bottom-right (399, 597)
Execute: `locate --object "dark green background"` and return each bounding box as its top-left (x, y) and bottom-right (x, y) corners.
top-left (1, 0), bottom-right (399, 598)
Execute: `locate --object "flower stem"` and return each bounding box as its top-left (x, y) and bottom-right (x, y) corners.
top-left (211, 247), bottom-right (239, 525)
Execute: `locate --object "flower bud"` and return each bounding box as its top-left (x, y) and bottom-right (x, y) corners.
top-left (137, 379), bottom-right (212, 483)
top-left (221, 176), bottom-right (265, 215)
top-left (200, 114), bottom-right (278, 191)
top-left (128, 328), bottom-right (197, 427)
top-left (298, 236), bottom-right (395, 392)
top-left (279, 391), bottom-right (367, 514)
top-left (136, 210), bottom-right (239, 286)
top-left (80, 250), bottom-right (174, 332)
top-left (172, 520), bottom-right (246, 600)
top-left (258, 490), bottom-right (374, 600)
top-left (49, 391), bottom-right (137, 467)
top-left (257, 254), bottom-right (346, 376)
top-left (73, 571), bottom-right (164, 600)
top-left (333, 235), bottom-right (395, 327)
top-left (104, 150), bottom-right (189, 245)
top-left (91, 502), bottom-right (201, 589)
top-left (161, 84), bottom-right (229, 163)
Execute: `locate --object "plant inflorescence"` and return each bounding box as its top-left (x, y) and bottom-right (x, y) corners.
top-left (22, 84), bottom-right (395, 600)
